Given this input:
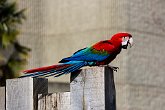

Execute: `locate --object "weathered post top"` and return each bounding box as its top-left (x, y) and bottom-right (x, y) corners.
top-left (71, 67), bottom-right (116, 110)
top-left (6, 77), bottom-right (48, 110)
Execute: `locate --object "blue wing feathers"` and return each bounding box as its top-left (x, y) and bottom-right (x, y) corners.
top-left (73, 47), bottom-right (87, 55)
top-left (45, 61), bottom-right (86, 77)
top-left (59, 47), bottom-right (109, 63)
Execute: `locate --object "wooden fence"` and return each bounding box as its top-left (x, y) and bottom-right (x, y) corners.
top-left (0, 67), bottom-right (116, 110)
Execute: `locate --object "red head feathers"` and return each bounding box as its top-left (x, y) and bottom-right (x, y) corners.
top-left (110, 32), bottom-right (133, 49)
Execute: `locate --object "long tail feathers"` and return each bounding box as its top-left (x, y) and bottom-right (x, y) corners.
top-left (20, 62), bottom-right (86, 78)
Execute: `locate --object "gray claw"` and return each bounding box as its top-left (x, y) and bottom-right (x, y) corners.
top-left (108, 66), bottom-right (119, 72)
top-left (99, 65), bottom-right (119, 72)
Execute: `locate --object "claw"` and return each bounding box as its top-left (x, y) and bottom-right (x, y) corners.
top-left (107, 65), bottom-right (119, 72)
top-left (98, 65), bottom-right (119, 72)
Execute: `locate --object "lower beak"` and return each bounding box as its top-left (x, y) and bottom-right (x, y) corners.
top-left (129, 37), bottom-right (133, 48)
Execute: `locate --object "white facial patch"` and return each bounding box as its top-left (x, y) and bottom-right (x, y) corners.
top-left (122, 37), bottom-right (129, 46)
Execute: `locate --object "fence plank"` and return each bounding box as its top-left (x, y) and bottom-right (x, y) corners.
top-left (6, 77), bottom-right (48, 110)
top-left (38, 92), bottom-right (70, 110)
top-left (0, 87), bottom-right (5, 110)
top-left (70, 67), bottom-right (116, 110)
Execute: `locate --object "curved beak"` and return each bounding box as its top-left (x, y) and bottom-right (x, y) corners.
top-left (128, 37), bottom-right (133, 48)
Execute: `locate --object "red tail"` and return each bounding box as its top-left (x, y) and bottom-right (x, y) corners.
top-left (23, 64), bottom-right (71, 73)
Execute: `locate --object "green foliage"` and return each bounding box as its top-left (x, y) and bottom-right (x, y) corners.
top-left (0, 0), bottom-right (30, 86)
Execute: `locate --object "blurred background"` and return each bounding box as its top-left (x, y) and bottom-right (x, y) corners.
top-left (1, 0), bottom-right (165, 110)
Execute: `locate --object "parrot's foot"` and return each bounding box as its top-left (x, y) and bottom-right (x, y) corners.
top-left (107, 65), bottom-right (119, 72)
top-left (99, 65), bottom-right (119, 72)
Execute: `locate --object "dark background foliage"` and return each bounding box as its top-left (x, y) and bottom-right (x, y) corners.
top-left (0, 0), bottom-right (30, 86)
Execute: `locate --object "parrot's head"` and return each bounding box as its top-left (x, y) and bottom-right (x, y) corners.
top-left (111, 32), bottom-right (133, 49)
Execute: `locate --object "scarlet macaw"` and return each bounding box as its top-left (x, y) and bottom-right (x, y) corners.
top-left (21, 32), bottom-right (133, 78)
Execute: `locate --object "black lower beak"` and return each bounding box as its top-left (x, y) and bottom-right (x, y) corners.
top-left (122, 45), bottom-right (127, 49)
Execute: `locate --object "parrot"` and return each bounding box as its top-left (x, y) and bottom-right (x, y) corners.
top-left (21, 32), bottom-right (133, 78)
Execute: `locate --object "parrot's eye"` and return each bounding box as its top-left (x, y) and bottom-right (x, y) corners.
top-left (122, 36), bottom-right (129, 42)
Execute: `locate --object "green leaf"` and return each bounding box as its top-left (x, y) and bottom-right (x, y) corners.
top-left (2, 33), bottom-right (10, 47)
top-left (7, 58), bottom-right (26, 77)
top-left (0, 53), bottom-right (6, 62)
top-left (1, 30), bottom-right (19, 47)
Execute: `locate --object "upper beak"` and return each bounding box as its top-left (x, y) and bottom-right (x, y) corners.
top-left (128, 37), bottom-right (133, 48)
